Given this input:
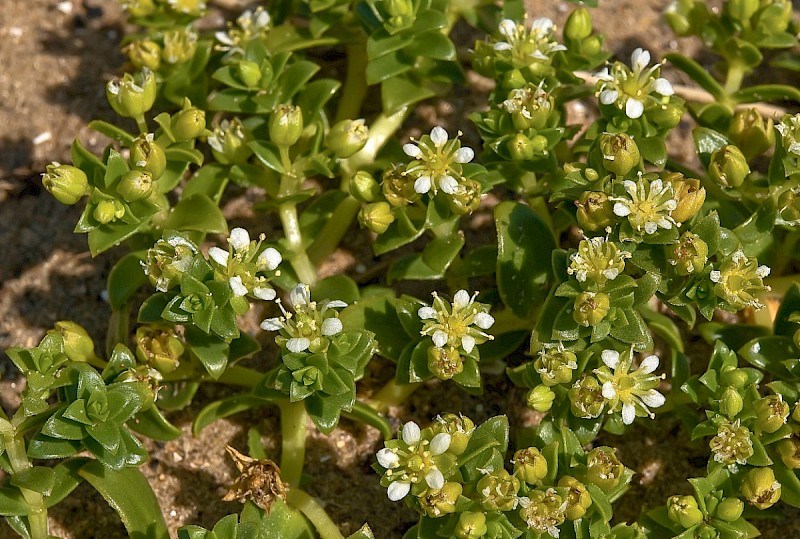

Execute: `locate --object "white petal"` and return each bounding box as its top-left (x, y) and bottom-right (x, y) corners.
top-left (215, 32), bottom-right (234, 45)
top-left (414, 176), bottom-right (431, 194)
top-left (603, 268), bottom-right (620, 280)
top-left (709, 270), bottom-right (722, 283)
top-left (229, 276), bottom-right (248, 297)
top-left (641, 389), bottom-right (666, 408)
top-left (474, 312), bottom-right (494, 330)
top-left (639, 355), bottom-right (659, 374)
top-left (430, 433), bottom-right (451, 455)
top-left (602, 381), bottom-right (617, 400)
top-left (403, 143), bottom-right (422, 158)
top-left (653, 78), bottom-right (674, 96)
top-left (453, 290), bottom-right (470, 308)
top-left (402, 422), bottom-right (421, 445)
top-left (613, 203), bottom-right (631, 217)
top-left (599, 89), bottom-right (619, 105)
top-left (430, 126), bottom-right (448, 147)
top-left (387, 481), bottom-right (410, 501)
top-left (440, 175), bottom-right (459, 194)
top-left (322, 300), bottom-right (349, 310)
top-left (425, 469), bottom-right (445, 490)
top-left (756, 265), bottom-right (771, 278)
top-left (595, 68), bottom-right (613, 82)
top-left (461, 335), bottom-right (476, 354)
top-left (631, 48), bottom-right (650, 72)
top-left (290, 284), bottom-right (310, 308)
top-left (432, 330), bottom-right (449, 348)
top-left (625, 98), bottom-right (644, 119)
top-left (454, 147), bottom-right (474, 163)
top-left (418, 306), bottom-right (437, 319)
top-left (531, 17), bottom-right (554, 33)
top-left (321, 317), bottom-right (343, 336)
top-left (229, 227), bottom-right (250, 251)
top-left (287, 337), bottom-right (310, 353)
top-left (253, 286), bottom-right (277, 301)
top-left (498, 19), bottom-right (516, 37)
top-left (493, 42), bottom-right (513, 51)
top-left (376, 448), bottom-right (400, 469)
top-left (644, 221), bottom-right (658, 234)
top-left (601, 349), bottom-right (620, 369)
top-left (622, 403), bottom-right (636, 425)
top-left (257, 247), bottom-right (282, 271)
top-left (208, 246), bottom-right (229, 267)
top-left (260, 318), bottom-right (283, 331)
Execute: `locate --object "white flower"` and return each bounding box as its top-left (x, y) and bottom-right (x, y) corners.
top-left (321, 317), bottom-right (343, 336)
top-left (430, 433), bottom-right (451, 455)
top-left (257, 247), bottom-right (282, 271)
top-left (377, 448), bottom-right (400, 469)
top-left (402, 127), bottom-right (475, 197)
top-left (612, 175), bottom-right (678, 236)
top-left (594, 48), bottom-right (676, 119)
top-left (419, 290), bottom-right (495, 353)
top-left (595, 349), bottom-right (666, 425)
top-left (209, 247), bottom-right (229, 267)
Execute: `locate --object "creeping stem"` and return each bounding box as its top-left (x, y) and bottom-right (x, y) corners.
top-left (277, 145), bottom-right (318, 286)
top-left (286, 488), bottom-right (345, 539)
top-left (0, 419), bottom-right (48, 539)
top-left (278, 400), bottom-right (308, 489)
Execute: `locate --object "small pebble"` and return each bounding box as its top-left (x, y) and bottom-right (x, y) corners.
top-left (56, 1), bottom-right (73, 14)
top-left (32, 131), bottom-right (52, 145)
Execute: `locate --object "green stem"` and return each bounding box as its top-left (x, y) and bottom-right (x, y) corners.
top-left (306, 196), bottom-right (361, 266)
top-left (334, 42), bottom-right (368, 124)
top-left (368, 379), bottom-right (423, 414)
top-left (286, 488), bottom-right (345, 539)
top-left (105, 302), bottom-right (131, 358)
top-left (278, 400), bottom-right (308, 489)
top-left (134, 114), bottom-right (148, 135)
top-left (277, 145), bottom-right (318, 286)
top-left (0, 420), bottom-right (48, 539)
top-left (724, 62), bottom-right (746, 96)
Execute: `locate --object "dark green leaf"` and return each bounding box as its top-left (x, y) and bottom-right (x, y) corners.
top-left (107, 252), bottom-right (147, 310)
top-left (165, 194), bottom-right (228, 234)
top-left (387, 235), bottom-right (465, 282)
top-left (127, 407), bottom-right (182, 441)
top-left (88, 120), bottom-right (135, 146)
top-left (381, 75), bottom-right (435, 115)
top-left (9, 467), bottom-right (56, 496)
top-left (186, 327), bottom-right (229, 379)
top-left (733, 84), bottom-right (800, 105)
top-left (193, 394), bottom-right (275, 435)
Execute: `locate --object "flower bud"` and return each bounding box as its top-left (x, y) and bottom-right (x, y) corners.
top-left (535, 346), bottom-right (578, 386)
top-left (527, 384), bottom-right (555, 412)
top-left (144, 234), bottom-right (197, 292)
top-left (569, 374), bottom-right (605, 418)
top-left (573, 291), bottom-right (610, 327)
top-left (433, 414), bottom-right (474, 455)
top-left (348, 171), bottom-right (381, 202)
top-left (127, 40), bottom-right (161, 71)
top-left (106, 68), bottom-right (156, 118)
top-left (514, 447), bottom-right (548, 484)
top-left (665, 174), bottom-right (705, 223)
top-left (729, 108), bottom-right (774, 162)
top-left (455, 512), bottom-right (487, 539)
top-left (565, 7), bottom-right (592, 41)
top-left (94, 199), bottom-right (126, 224)
top-left (754, 0), bottom-right (792, 33)
top-left (420, 482), bottom-right (461, 518)
top-left (42, 163), bottom-right (88, 205)
top-left (667, 231), bottom-right (708, 276)
top-left (575, 191), bottom-right (616, 232)
top-left (135, 325), bottom-right (184, 373)
top-left (269, 104), bottom-right (303, 147)
top-left (719, 386), bottom-right (744, 418)
top-left (359, 202), bottom-right (395, 235)
top-left (599, 132), bottom-right (640, 176)
top-left (726, 0), bottom-right (759, 23)
top-left (384, 0), bottom-right (414, 28)
top-left (427, 345), bottom-right (463, 380)
top-left (581, 35), bottom-right (602, 56)
top-left (754, 394), bottom-right (789, 433)
top-left (793, 402), bottom-right (800, 423)
top-left (116, 170), bottom-right (153, 202)
top-left (448, 179), bottom-right (482, 216)
top-left (507, 133), bottom-right (536, 161)
top-left (649, 102), bottom-right (684, 129)
top-left (709, 145), bottom-right (750, 189)
top-left (382, 166), bottom-right (418, 207)
top-left (518, 488), bottom-right (567, 536)
top-left (51, 321), bottom-right (97, 363)
top-left (208, 119), bottom-right (252, 165)
top-left (585, 447), bottom-right (625, 492)
top-left (129, 134), bottom-right (167, 179)
top-left (667, 495), bottom-right (704, 529)
top-left (477, 469), bottom-right (520, 511)
top-left (559, 476), bottom-right (592, 520)
top-left (162, 28), bottom-right (198, 65)
top-left (715, 497), bottom-right (744, 522)
top-left (237, 60), bottom-right (262, 88)
top-left (171, 106), bottom-right (207, 141)
top-left (719, 367), bottom-right (749, 389)
top-left (779, 189), bottom-right (800, 223)
top-left (123, 0), bottom-right (156, 17)
top-left (326, 119), bottom-right (368, 158)
top-left (741, 467), bottom-right (781, 509)
top-left (777, 438), bottom-right (800, 469)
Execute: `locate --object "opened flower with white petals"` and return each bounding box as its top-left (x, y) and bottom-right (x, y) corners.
top-left (215, 6), bottom-right (270, 57)
top-left (710, 251), bottom-right (771, 310)
top-left (595, 48), bottom-right (675, 119)
top-left (493, 17), bottom-right (566, 66)
top-left (418, 290), bottom-right (494, 354)
top-left (260, 284), bottom-right (347, 353)
top-left (208, 228), bottom-right (281, 301)
top-left (567, 236), bottom-right (631, 288)
top-left (612, 174), bottom-right (678, 236)
top-left (594, 349), bottom-right (666, 425)
top-left (402, 127), bottom-right (475, 196)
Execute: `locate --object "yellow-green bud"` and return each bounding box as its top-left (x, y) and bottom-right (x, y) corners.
top-left (237, 60), bottom-right (262, 88)
top-left (565, 7), bottom-right (592, 41)
top-left (754, 0), bottom-right (792, 33)
top-left (780, 189), bottom-right (800, 224)
top-left (42, 163), bottom-right (88, 205)
top-left (719, 367), bottom-right (749, 389)
top-left (433, 414), bottom-right (474, 456)
top-left (793, 402), bottom-right (800, 423)
top-left (754, 394), bottom-right (789, 433)
top-left (558, 476), bottom-right (592, 520)
top-left (729, 108), bottom-right (775, 162)
top-left (518, 488), bottom-right (567, 536)
top-left (507, 133), bottom-right (536, 161)
top-left (573, 291), bottom-right (610, 327)
top-left (326, 119), bottom-right (369, 158)
top-left (777, 438), bottom-right (800, 469)
top-left (649, 102), bottom-right (684, 129)
top-left (513, 447), bottom-right (548, 484)
top-left (123, 0), bottom-right (156, 17)
top-left (171, 107), bottom-right (207, 141)
top-left (719, 386), bottom-right (744, 418)
top-left (162, 28), bottom-right (198, 65)
top-left (709, 145), bottom-right (750, 188)
top-left (269, 104), bottom-right (303, 147)
top-left (208, 119), bottom-right (251, 165)
top-left (667, 495), bottom-right (704, 529)
top-left (382, 165), bottom-right (418, 207)
top-left (448, 179), bottom-right (482, 216)
top-left (94, 199), bottom-right (125, 224)
top-left (667, 231), bottom-right (709, 276)
top-left (715, 497), bottom-right (744, 522)
top-left (527, 385), bottom-right (555, 412)
top-left (581, 35), bottom-right (602, 56)
top-left (106, 68), bottom-right (156, 119)
top-left (710, 421), bottom-right (753, 466)
top-left (576, 191), bottom-right (616, 232)
top-left (569, 374), bottom-right (605, 418)
top-left (127, 40), bottom-right (161, 71)
top-left (741, 467), bottom-right (781, 509)
top-left (135, 325), bottom-right (184, 373)
top-left (427, 345), bottom-right (463, 380)
top-left (129, 135), bottom-right (167, 179)
top-left (599, 132), bottom-right (640, 176)
top-left (455, 512), bottom-right (487, 539)
top-left (420, 482), bottom-right (461, 518)
top-left (585, 447), bottom-right (625, 492)
top-left (116, 170), bottom-right (153, 202)
top-left (726, 0), bottom-right (759, 23)
top-left (51, 321), bottom-right (97, 363)
top-left (349, 171), bottom-right (381, 202)
top-left (665, 174), bottom-right (706, 223)
top-left (359, 202), bottom-right (395, 235)
top-left (477, 469), bottom-right (520, 511)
